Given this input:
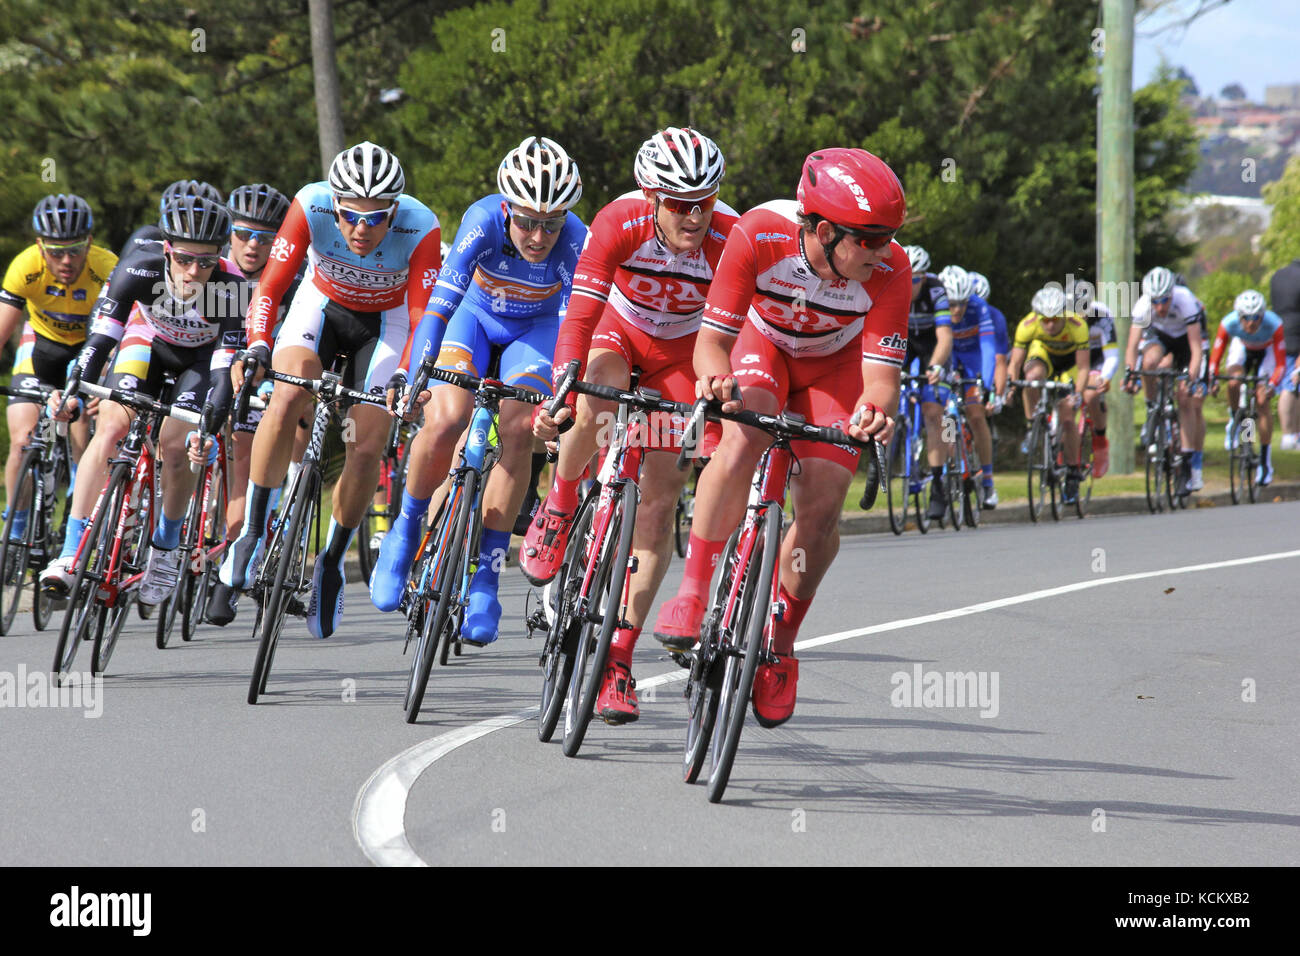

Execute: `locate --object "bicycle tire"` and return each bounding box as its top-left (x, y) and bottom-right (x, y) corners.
top-left (538, 489), bottom-right (598, 743)
top-left (1243, 439), bottom-right (1258, 504)
top-left (944, 449), bottom-right (962, 531)
top-left (405, 470), bottom-right (476, 723)
top-left (1027, 420), bottom-right (1048, 523)
top-left (706, 503), bottom-right (780, 804)
top-left (1048, 435), bottom-right (1063, 522)
top-left (94, 463), bottom-right (153, 676)
top-left (562, 484), bottom-right (637, 757)
top-left (0, 452), bottom-right (39, 634)
top-left (439, 495), bottom-right (481, 668)
top-left (35, 452), bottom-right (71, 633)
top-left (1144, 428), bottom-right (1163, 513)
top-left (683, 527), bottom-right (740, 783)
top-left (674, 493), bottom-right (688, 558)
top-left (185, 455), bottom-right (227, 641)
top-left (156, 483), bottom-right (203, 650)
top-left (884, 427), bottom-right (909, 535)
top-left (1075, 422), bottom-right (1094, 518)
top-left (248, 464), bottom-right (317, 704)
top-left (56, 464), bottom-right (127, 681)
top-left (962, 436), bottom-right (982, 529)
top-left (1228, 434), bottom-right (1242, 505)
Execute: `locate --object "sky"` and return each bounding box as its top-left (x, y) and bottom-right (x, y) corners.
top-left (1133, 0), bottom-right (1300, 101)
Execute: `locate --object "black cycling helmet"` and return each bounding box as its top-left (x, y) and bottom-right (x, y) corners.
top-left (159, 179), bottom-right (224, 214)
top-left (32, 194), bottom-right (94, 240)
top-left (159, 196), bottom-right (232, 245)
top-left (228, 183), bottom-right (291, 228)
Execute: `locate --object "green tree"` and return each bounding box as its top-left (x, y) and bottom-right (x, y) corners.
top-left (1261, 154), bottom-right (1300, 276)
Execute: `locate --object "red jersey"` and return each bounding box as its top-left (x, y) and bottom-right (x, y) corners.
top-left (700, 200), bottom-right (910, 366)
top-left (553, 192), bottom-right (739, 374)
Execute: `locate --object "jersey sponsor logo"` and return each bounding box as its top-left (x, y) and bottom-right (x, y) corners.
top-left (270, 237), bottom-right (296, 263)
top-left (302, 331), bottom-right (316, 342)
top-left (392, 227), bottom-right (419, 234)
top-left (622, 273), bottom-right (707, 313)
top-left (421, 268), bottom-right (438, 290)
top-left (25, 270), bottom-right (43, 285)
top-left (755, 232), bottom-right (791, 243)
top-left (621, 214), bottom-right (653, 231)
top-left (126, 267), bottom-right (155, 278)
top-left (73, 289), bottom-right (87, 300)
top-left (175, 390), bottom-right (197, 406)
top-left (455, 225), bottom-right (485, 254)
top-left (117, 375), bottom-right (139, 391)
top-left (878, 332), bottom-right (906, 353)
top-left (45, 285), bottom-right (64, 297)
top-left (740, 353), bottom-right (762, 363)
top-left (369, 385), bottom-right (384, 396)
top-left (310, 204), bottom-right (333, 215)
top-left (314, 256), bottom-right (406, 291)
top-left (221, 330), bottom-right (243, 348)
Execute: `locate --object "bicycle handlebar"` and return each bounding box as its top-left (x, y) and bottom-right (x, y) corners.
top-left (261, 368), bottom-right (389, 406)
top-left (675, 396), bottom-right (876, 471)
top-left (75, 380), bottom-right (203, 426)
top-left (0, 382), bottom-right (57, 403)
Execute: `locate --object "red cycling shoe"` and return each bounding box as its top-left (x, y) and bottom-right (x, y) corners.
top-left (653, 594), bottom-right (706, 651)
top-left (752, 656), bottom-right (799, 728)
top-left (597, 661), bottom-right (639, 724)
top-left (519, 502), bottom-right (575, 586)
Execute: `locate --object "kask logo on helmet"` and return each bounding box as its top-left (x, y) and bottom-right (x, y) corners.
top-left (824, 166), bottom-right (872, 212)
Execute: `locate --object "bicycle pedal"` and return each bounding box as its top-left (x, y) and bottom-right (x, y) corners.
top-left (286, 596), bottom-right (308, 617)
top-left (667, 651), bottom-right (693, 670)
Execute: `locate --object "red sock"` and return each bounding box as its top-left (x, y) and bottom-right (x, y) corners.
top-left (610, 626), bottom-right (640, 666)
top-left (550, 473), bottom-right (579, 514)
top-left (682, 535), bottom-right (725, 602)
top-left (772, 584), bottom-right (812, 656)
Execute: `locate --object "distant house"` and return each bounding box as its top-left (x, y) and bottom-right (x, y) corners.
top-left (1265, 84), bottom-right (1300, 109)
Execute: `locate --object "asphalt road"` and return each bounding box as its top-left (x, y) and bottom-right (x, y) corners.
top-left (3, 501), bottom-right (1297, 866)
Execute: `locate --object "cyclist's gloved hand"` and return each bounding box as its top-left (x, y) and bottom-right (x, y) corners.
top-left (385, 371), bottom-right (407, 416)
top-left (986, 392), bottom-right (1004, 414)
top-left (532, 401), bottom-right (574, 441)
top-left (186, 430), bottom-right (219, 466)
top-left (233, 344), bottom-right (269, 392)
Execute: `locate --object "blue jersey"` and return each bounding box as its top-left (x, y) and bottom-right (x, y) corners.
top-left (1219, 309), bottom-right (1283, 346)
top-left (949, 292), bottom-right (997, 386)
top-left (988, 304), bottom-right (1009, 356)
top-left (409, 194), bottom-right (586, 368)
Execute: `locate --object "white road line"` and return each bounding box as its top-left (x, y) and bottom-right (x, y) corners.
top-left (353, 548), bottom-right (1300, 866)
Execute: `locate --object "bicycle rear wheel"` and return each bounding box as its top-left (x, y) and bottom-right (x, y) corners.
top-left (562, 485), bottom-right (637, 757)
top-left (156, 485), bottom-right (203, 650)
top-left (94, 465), bottom-right (153, 676)
top-left (962, 438), bottom-right (982, 529)
top-left (538, 490), bottom-right (598, 743)
top-left (248, 465), bottom-right (317, 704)
top-left (34, 451), bottom-right (71, 632)
top-left (405, 471), bottom-right (476, 723)
top-left (706, 504), bottom-right (779, 804)
top-left (1075, 422), bottom-right (1094, 518)
top-left (1027, 421), bottom-right (1049, 523)
top-left (0, 453), bottom-right (39, 635)
top-left (944, 450), bottom-right (962, 531)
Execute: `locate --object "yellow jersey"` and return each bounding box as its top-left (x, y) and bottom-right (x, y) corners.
top-left (0, 243), bottom-right (118, 346)
top-left (1013, 311), bottom-right (1089, 358)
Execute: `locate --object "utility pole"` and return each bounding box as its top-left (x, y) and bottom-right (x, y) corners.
top-left (1099, 0), bottom-right (1135, 473)
top-left (309, 0), bottom-right (346, 176)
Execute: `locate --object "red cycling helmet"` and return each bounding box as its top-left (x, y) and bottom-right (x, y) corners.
top-left (796, 148), bottom-right (906, 232)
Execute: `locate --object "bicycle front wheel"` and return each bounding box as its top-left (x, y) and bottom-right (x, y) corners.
top-left (0, 452), bottom-right (39, 635)
top-left (1075, 422), bottom-right (1094, 518)
top-left (962, 437), bottom-right (982, 529)
top-left (707, 504), bottom-right (779, 804)
top-left (405, 470), bottom-right (476, 723)
top-left (683, 527), bottom-right (739, 783)
top-left (884, 427), bottom-right (909, 535)
top-left (1027, 421), bottom-right (1048, 523)
top-left (944, 451), bottom-right (963, 531)
top-left (56, 466), bottom-right (127, 681)
top-left (1144, 431), bottom-right (1164, 513)
top-left (562, 484), bottom-right (637, 757)
top-left (94, 464), bottom-right (153, 676)
top-left (538, 490), bottom-right (598, 743)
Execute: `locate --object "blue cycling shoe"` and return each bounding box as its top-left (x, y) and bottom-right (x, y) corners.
top-left (307, 553), bottom-right (345, 639)
top-left (220, 533), bottom-right (264, 590)
top-left (369, 512), bottom-right (422, 612)
top-left (461, 569), bottom-right (502, 646)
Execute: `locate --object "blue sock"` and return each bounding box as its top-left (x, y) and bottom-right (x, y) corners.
top-left (477, 528), bottom-right (511, 585)
top-left (5, 509), bottom-right (29, 540)
top-left (60, 516), bottom-right (89, 559)
top-left (398, 489), bottom-right (431, 525)
top-left (68, 461), bottom-right (78, 489)
top-left (981, 463), bottom-right (993, 487)
top-left (1191, 450), bottom-right (1203, 469)
top-left (153, 512), bottom-right (184, 550)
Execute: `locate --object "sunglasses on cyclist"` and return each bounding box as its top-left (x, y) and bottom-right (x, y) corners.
top-left (164, 242), bottom-right (221, 270)
top-left (231, 226), bottom-right (278, 244)
top-left (838, 225), bottom-right (897, 250)
top-left (510, 212), bottom-right (567, 235)
top-left (335, 203), bottom-right (396, 228)
top-left (40, 238), bottom-right (90, 259)
top-left (1150, 294), bottom-right (1172, 305)
top-left (656, 192), bottom-right (718, 217)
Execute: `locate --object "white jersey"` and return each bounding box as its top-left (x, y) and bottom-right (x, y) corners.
top-left (1132, 285), bottom-right (1203, 339)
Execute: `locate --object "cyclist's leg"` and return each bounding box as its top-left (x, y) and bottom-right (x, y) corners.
top-left (520, 307), bottom-right (632, 584)
top-left (654, 324), bottom-right (783, 648)
top-left (369, 309), bottom-right (480, 612)
top-left (1084, 370), bottom-right (1109, 476)
top-left (4, 401), bottom-right (39, 539)
top-left (955, 355), bottom-right (994, 493)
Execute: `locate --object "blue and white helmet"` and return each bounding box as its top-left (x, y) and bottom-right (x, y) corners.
top-left (329, 141), bottom-right (405, 200)
top-left (1234, 289), bottom-right (1266, 319)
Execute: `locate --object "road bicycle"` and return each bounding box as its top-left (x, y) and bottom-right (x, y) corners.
top-left (0, 382), bottom-right (72, 635)
top-left (1130, 367), bottom-right (1190, 513)
top-left (677, 398), bottom-right (876, 803)
top-left (234, 362), bottom-right (388, 704)
top-left (1011, 378), bottom-right (1080, 523)
top-left (938, 371), bottom-right (984, 530)
top-left (154, 406), bottom-right (228, 648)
top-left (52, 380), bottom-right (201, 680)
top-left (883, 372), bottom-right (932, 535)
top-left (1220, 371), bottom-right (1263, 505)
top-left (399, 361), bottom-right (549, 724)
top-left (531, 363), bottom-right (693, 752)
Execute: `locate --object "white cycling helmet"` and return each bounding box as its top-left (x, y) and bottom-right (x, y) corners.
top-left (969, 271), bottom-right (990, 300)
top-left (904, 245), bottom-right (930, 275)
top-left (329, 141), bottom-right (405, 200)
top-left (1032, 286), bottom-right (1066, 318)
top-left (1141, 266), bottom-right (1176, 300)
top-left (497, 136), bottom-right (583, 214)
top-left (634, 127), bottom-right (725, 193)
top-left (938, 265), bottom-right (974, 304)
top-left (1234, 289), bottom-right (1266, 319)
